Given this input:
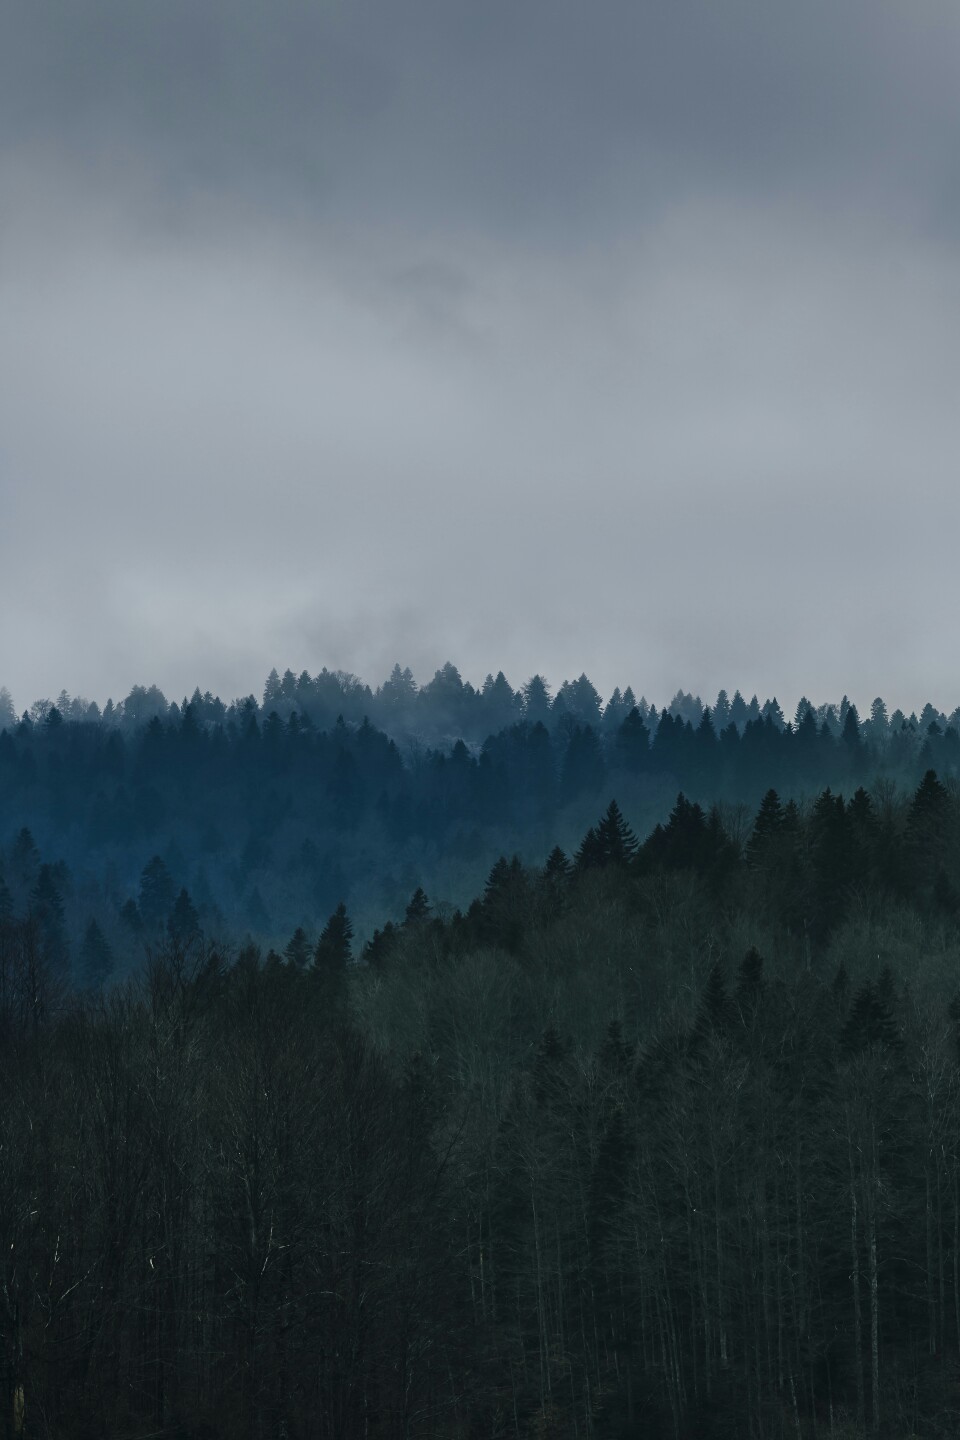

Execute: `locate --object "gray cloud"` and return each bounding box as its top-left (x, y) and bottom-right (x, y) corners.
top-left (1, 2), bottom-right (959, 716)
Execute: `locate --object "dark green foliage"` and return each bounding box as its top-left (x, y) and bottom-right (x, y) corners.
top-left (11, 825), bottom-right (39, 882)
top-left (908, 768), bottom-right (952, 887)
top-left (614, 705), bottom-right (650, 772)
top-left (477, 854), bottom-right (528, 950)
top-left (6, 749), bottom-right (960, 1439)
top-left (560, 723), bottom-right (605, 801)
top-left (313, 901), bottom-right (353, 973)
top-left (691, 959), bottom-right (733, 1048)
top-left (403, 885), bottom-right (431, 925)
top-left (735, 945), bottom-right (764, 1005)
top-left (363, 920), bottom-right (399, 968)
top-left (543, 845), bottom-right (571, 880)
top-left (933, 865), bottom-right (959, 914)
top-left (168, 886), bottom-right (201, 943)
top-left (840, 980), bottom-right (902, 1054)
top-left (573, 823), bottom-right (602, 870)
top-left (120, 897), bottom-right (143, 932)
top-left (284, 925), bottom-right (311, 968)
top-left (0, 871), bottom-right (12, 921)
top-left (595, 798), bottom-right (638, 864)
top-left (78, 918), bottom-right (114, 988)
top-left (642, 791), bottom-right (709, 870)
top-left (1, 664), bottom-right (954, 950)
top-left (31, 862), bottom-right (68, 972)
top-left (576, 799), bottom-right (638, 869)
top-left (746, 787), bottom-right (783, 863)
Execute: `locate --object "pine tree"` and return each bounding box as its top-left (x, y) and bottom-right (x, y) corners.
top-left (907, 770), bottom-right (951, 885)
top-left (79, 919), bottom-right (114, 989)
top-left (31, 864), bottom-right (68, 973)
top-left (0, 872), bottom-right (13, 922)
top-left (521, 674), bottom-right (552, 727)
top-left (560, 724), bottom-right (606, 802)
top-left (594, 799), bottom-right (638, 865)
top-left (478, 856), bottom-right (528, 950)
top-left (736, 947), bottom-right (764, 1005)
top-left (404, 887), bottom-right (431, 926)
top-left (543, 846), bottom-right (571, 881)
top-left (840, 983), bottom-right (901, 1055)
top-left (313, 903), bottom-right (353, 974)
top-left (284, 926), bottom-right (311, 969)
top-left (574, 826), bottom-right (603, 871)
top-left (746, 788), bottom-right (784, 865)
top-left (120, 898), bottom-right (143, 933)
top-left (11, 827), bottom-right (40, 884)
top-left (139, 856), bottom-right (175, 929)
top-left (691, 960), bottom-right (732, 1051)
top-left (363, 921), bottom-right (399, 969)
top-left (614, 706), bottom-right (650, 773)
top-left (168, 888), bottom-right (201, 943)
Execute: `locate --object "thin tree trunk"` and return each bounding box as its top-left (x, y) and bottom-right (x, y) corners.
top-left (867, 1180), bottom-right (880, 1437)
top-left (850, 1174), bottom-right (865, 1430)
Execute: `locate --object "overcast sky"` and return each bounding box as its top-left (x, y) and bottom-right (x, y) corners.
top-left (2, 1), bottom-right (959, 716)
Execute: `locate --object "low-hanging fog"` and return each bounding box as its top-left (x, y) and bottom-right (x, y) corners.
top-left (2, 0), bottom-right (959, 715)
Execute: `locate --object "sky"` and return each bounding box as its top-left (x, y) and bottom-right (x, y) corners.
top-left (2, 1), bottom-right (959, 717)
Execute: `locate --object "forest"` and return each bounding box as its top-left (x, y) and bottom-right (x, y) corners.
top-left (0, 662), bottom-right (956, 974)
top-left (3, 665), bottom-right (960, 1437)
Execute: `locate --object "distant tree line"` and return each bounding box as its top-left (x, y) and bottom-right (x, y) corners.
top-left (3, 667), bottom-right (956, 749)
top-left (2, 665), bottom-right (958, 982)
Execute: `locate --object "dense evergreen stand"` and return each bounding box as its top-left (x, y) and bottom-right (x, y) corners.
top-left (4, 764), bottom-right (960, 1436)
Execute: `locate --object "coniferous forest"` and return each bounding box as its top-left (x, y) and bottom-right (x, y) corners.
top-left (4, 666), bottom-right (960, 1437)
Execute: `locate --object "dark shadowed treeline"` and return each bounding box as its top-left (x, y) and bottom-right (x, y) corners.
top-left (4, 774), bottom-right (960, 1436)
top-left (1, 666), bottom-right (957, 969)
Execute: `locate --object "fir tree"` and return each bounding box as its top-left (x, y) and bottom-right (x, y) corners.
top-left (79, 919), bottom-right (114, 989)
top-left (594, 799), bottom-right (638, 865)
top-left (138, 856), bottom-right (175, 929)
top-left (746, 788), bottom-right (784, 866)
top-left (543, 846), bottom-right (571, 881)
top-left (284, 926), bottom-right (311, 969)
top-left (31, 863), bottom-right (68, 972)
top-left (313, 902), bottom-right (353, 974)
top-left (0, 872), bottom-right (12, 922)
top-left (614, 706), bottom-right (650, 773)
top-left (168, 888), bottom-right (201, 943)
top-left (840, 983), bottom-right (901, 1055)
top-left (120, 898), bottom-right (143, 933)
top-left (363, 921), bottom-right (399, 969)
top-left (404, 887), bottom-right (431, 926)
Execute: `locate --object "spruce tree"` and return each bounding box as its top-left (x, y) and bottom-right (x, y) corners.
top-left (138, 856), bottom-right (175, 929)
top-left (0, 872), bottom-right (12, 922)
top-left (313, 903), bottom-right (353, 974)
top-left (363, 921), bottom-right (399, 969)
top-left (79, 919), bottom-right (114, 989)
top-left (168, 888), bottom-right (201, 943)
top-left (594, 799), bottom-right (638, 865)
top-left (543, 846), bottom-right (571, 881)
top-left (31, 864), bottom-right (68, 973)
top-left (573, 825), bottom-right (603, 871)
top-left (404, 887), bottom-right (431, 926)
top-left (284, 926), bottom-right (311, 969)
top-left (614, 706), bottom-right (650, 773)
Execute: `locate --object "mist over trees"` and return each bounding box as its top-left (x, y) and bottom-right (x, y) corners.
top-left (0, 662), bottom-right (955, 977)
top-left (5, 766), bottom-right (960, 1435)
top-left (5, 662), bottom-right (960, 1435)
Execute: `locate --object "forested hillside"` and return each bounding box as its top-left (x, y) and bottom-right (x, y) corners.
top-left (0, 664), bottom-right (956, 978)
top-left (4, 769), bottom-right (960, 1436)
